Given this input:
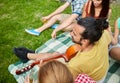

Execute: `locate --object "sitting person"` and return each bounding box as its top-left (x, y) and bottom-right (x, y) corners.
top-left (25, 0), bottom-right (87, 36)
top-left (82, 0), bottom-right (111, 19)
top-left (24, 60), bottom-right (96, 83)
top-left (14, 17), bottom-right (111, 82)
top-left (52, 0), bottom-right (111, 39)
top-left (38, 60), bottom-right (74, 83)
top-left (109, 17), bottom-right (120, 61)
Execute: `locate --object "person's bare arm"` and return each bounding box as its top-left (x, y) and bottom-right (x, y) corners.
top-left (111, 19), bottom-right (119, 45)
top-left (107, 9), bottom-right (112, 20)
top-left (43, 2), bottom-right (70, 20)
top-left (27, 52), bottom-right (62, 60)
top-left (51, 13), bottom-right (79, 38)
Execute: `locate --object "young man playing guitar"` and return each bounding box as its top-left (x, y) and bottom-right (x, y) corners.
top-left (14, 17), bottom-right (111, 82)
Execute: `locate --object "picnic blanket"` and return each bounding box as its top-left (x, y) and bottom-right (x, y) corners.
top-left (8, 32), bottom-right (120, 83)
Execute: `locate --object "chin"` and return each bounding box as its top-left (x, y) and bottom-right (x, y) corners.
top-left (94, 5), bottom-right (98, 7)
top-left (94, 4), bottom-right (100, 7)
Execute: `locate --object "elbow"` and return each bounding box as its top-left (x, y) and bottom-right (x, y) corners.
top-left (111, 40), bottom-right (118, 45)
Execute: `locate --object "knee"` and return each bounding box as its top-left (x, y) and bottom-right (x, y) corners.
top-left (109, 48), bottom-right (120, 61)
top-left (51, 14), bottom-right (61, 20)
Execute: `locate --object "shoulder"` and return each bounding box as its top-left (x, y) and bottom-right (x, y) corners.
top-left (84, 1), bottom-right (89, 8)
top-left (84, 0), bottom-right (92, 12)
top-left (108, 9), bottom-right (112, 14)
top-left (102, 30), bottom-right (111, 43)
top-left (97, 30), bottom-right (111, 45)
top-left (106, 8), bottom-right (112, 20)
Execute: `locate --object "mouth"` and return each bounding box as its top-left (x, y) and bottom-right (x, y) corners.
top-left (94, 3), bottom-right (100, 7)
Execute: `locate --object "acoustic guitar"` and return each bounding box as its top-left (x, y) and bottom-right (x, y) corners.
top-left (16, 44), bottom-right (81, 75)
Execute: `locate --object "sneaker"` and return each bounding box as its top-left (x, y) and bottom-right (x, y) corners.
top-left (25, 29), bottom-right (40, 36)
top-left (51, 24), bottom-right (59, 29)
top-left (13, 47), bottom-right (35, 63)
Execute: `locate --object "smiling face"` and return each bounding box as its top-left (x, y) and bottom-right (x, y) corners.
top-left (70, 23), bottom-right (85, 45)
top-left (92, 0), bottom-right (102, 7)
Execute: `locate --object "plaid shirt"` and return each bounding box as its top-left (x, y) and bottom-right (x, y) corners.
top-left (67, 0), bottom-right (88, 16)
top-left (75, 74), bottom-right (96, 83)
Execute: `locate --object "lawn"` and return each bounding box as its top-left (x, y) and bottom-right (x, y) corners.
top-left (0, 0), bottom-right (120, 83)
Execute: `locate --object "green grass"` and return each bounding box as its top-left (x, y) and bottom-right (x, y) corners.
top-left (0, 0), bottom-right (120, 83)
top-left (109, 3), bottom-right (120, 28)
top-left (0, 0), bottom-right (65, 82)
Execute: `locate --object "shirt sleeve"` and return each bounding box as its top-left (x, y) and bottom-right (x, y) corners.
top-left (67, 0), bottom-right (72, 3)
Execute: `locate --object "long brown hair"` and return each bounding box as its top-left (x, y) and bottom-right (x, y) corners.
top-left (39, 60), bottom-right (74, 83)
top-left (90, 0), bottom-right (110, 18)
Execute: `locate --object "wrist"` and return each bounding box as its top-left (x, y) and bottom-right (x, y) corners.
top-left (54, 28), bottom-right (59, 33)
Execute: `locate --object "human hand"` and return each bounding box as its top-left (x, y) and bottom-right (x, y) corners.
top-left (36, 59), bottom-right (44, 67)
top-left (24, 73), bottom-right (36, 83)
top-left (51, 30), bottom-right (57, 39)
top-left (24, 75), bottom-right (30, 83)
top-left (41, 16), bottom-right (50, 23)
top-left (24, 75), bottom-right (35, 83)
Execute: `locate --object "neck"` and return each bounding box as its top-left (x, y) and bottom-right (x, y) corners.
top-left (81, 44), bottom-right (94, 52)
top-left (95, 6), bottom-right (102, 17)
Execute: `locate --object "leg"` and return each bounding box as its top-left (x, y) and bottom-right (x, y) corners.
top-left (59, 14), bottom-right (75, 31)
top-left (37, 13), bottom-right (72, 32)
top-left (36, 14), bottom-right (63, 32)
top-left (109, 47), bottom-right (120, 61)
top-left (25, 14), bottom-right (63, 36)
top-left (25, 14), bottom-right (71, 36)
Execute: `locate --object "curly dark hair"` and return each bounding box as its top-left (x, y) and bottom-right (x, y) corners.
top-left (77, 17), bottom-right (109, 44)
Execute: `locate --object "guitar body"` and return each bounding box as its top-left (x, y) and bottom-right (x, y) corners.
top-left (65, 44), bottom-right (81, 61)
top-left (16, 44), bottom-right (81, 75)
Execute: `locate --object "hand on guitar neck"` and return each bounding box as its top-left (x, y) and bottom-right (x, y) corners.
top-left (16, 44), bottom-right (81, 75)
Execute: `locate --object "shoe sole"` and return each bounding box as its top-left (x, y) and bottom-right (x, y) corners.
top-left (25, 29), bottom-right (39, 36)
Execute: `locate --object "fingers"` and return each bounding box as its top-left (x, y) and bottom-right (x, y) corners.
top-left (51, 34), bottom-right (56, 39)
top-left (41, 17), bottom-right (47, 23)
top-left (36, 59), bottom-right (44, 67)
top-left (41, 16), bottom-right (50, 23)
top-left (39, 59), bottom-right (43, 64)
top-left (24, 75), bottom-right (30, 83)
top-left (51, 31), bottom-right (56, 39)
